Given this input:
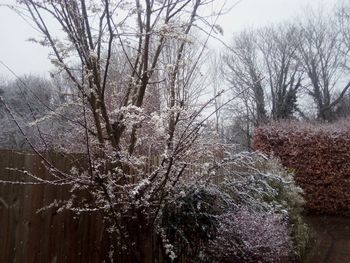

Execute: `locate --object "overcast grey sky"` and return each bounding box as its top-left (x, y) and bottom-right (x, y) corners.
top-left (0, 0), bottom-right (334, 78)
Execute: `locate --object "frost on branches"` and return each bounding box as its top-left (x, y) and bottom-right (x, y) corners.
top-left (2, 0), bottom-right (230, 261)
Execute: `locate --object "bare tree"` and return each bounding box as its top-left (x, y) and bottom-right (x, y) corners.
top-left (222, 24), bottom-right (304, 149)
top-left (222, 30), bottom-right (267, 127)
top-left (2, 0), bottom-right (225, 260)
top-left (297, 11), bottom-right (350, 121)
top-left (336, 0), bottom-right (350, 59)
top-left (223, 24), bottom-right (304, 122)
top-left (258, 24), bottom-right (303, 120)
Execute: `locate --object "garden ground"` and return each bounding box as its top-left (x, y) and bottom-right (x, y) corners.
top-left (303, 216), bottom-right (350, 263)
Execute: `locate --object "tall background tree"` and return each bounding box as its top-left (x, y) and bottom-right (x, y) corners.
top-left (297, 11), bottom-right (350, 121)
top-left (220, 3), bottom-right (350, 149)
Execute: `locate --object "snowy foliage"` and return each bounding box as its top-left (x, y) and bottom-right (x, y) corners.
top-left (206, 208), bottom-right (291, 263)
top-left (219, 152), bottom-right (305, 214)
top-left (159, 152), bottom-right (308, 262)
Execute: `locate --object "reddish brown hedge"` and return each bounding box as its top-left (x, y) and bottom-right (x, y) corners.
top-left (254, 121), bottom-right (350, 215)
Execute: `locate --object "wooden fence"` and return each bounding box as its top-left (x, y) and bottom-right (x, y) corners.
top-left (0, 150), bottom-right (224, 262)
top-left (0, 150), bottom-right (114, 263)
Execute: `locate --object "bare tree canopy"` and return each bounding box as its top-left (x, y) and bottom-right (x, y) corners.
top-left (297, 11), bottom-right (350, 121)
